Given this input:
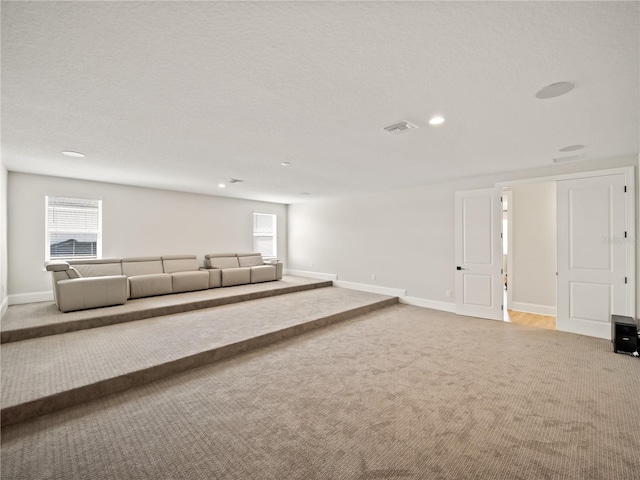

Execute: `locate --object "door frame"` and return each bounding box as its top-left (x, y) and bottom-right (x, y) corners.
top-left (495, 166), bottom-right (636, 327)
top-left (503, 190), bottom-right (513, 311)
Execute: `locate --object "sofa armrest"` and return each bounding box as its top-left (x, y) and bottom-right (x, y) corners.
top-left (262, 260), bottom-right (283, 279)
top-left (45, 261), bottom-right (71, 272)
top-left (274, 262), bottom-right (283, 279)
top-left (57, 275), bottom-right (128, 312)
top-left (200, 267), bottom-right (222, 288)
top-left (200, 268), bottom-right (222, 288)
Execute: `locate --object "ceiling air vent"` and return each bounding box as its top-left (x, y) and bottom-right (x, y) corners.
top-left (228, 178), bottom-right (244, 184)
top-left (383, 120), bottom-right (419, 134)
top-left (553, 154), bottom-right (586, 164)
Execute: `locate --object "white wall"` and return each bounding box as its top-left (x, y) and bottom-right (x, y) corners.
top-left (510, 182), bottom-right (556, 315)
top-left (0, 156), bottom-right (8, 317)
top-left (289, 155), bottom-right (638, 312)
top-left (7, 173), bottom-right (287, 302)
top-left (6, 155), bottom-right (638, 313)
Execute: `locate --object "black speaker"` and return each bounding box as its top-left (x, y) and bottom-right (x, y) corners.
top-left (612, 315), bottom-right (638, 355)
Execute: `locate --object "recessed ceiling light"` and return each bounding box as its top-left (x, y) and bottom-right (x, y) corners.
top-left (535, 82), bottom-right (575, 99)
top-left (559, 144), bottom-right (585, 152)
top-left (428, 116), bottom-right (445, 125)
top-left (62, 151), bottom-right (85, 158)
top-left (281, 162), bottom-right (291, 166)
top-left (218, 183), bottom-right (226, 188)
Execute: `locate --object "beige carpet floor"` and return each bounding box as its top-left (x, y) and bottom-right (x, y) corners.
top-left (2, 304), bottom-right (639, 479)
top-left (2, 287), bottom-right (394, 414)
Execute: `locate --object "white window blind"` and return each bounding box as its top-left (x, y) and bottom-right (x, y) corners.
top-left (45, 196), bottom-right (102, 260)
top-left (253, 213), bottom-right (277, 258)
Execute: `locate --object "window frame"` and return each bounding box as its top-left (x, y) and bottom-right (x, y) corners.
top-left (252, 212), bottom-right (277, 259)
top-left (45, 195), bottom-right (103, 261)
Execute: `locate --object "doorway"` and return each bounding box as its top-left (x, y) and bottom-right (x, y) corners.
top-left (455, 166), bottom-right (636, 339)
top-left (502, 183), bottom-right (557, 330)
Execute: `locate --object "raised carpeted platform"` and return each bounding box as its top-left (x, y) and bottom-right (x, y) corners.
top-left (1, 286), bottom-right (398, 426)
top-left (1, 275), bottom-right (331, 343)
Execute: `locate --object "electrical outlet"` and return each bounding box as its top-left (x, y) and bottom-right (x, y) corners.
top-left (310, 262), bottom-right (314, 268)
top-left (445, 290), bottom-right (452, 298)
top-left (371, 274), bottom-right (376, 281)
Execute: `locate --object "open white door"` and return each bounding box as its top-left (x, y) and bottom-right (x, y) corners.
top-left (557, 173), bottom-right (633, 339)
top-left (454, 188), bottom-right (503, 320)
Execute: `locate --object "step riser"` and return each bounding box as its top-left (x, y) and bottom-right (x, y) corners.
top-left (1, 297), bottom-right (398, 426)
top-left (1, 281), bottom-right (333, 343)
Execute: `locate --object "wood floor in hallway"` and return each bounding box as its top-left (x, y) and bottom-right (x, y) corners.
top-left (506, 309), bottom-right (556, 330)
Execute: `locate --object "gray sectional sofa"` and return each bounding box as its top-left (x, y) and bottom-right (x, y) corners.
top-left (45, 253), bottom-right (282, 312)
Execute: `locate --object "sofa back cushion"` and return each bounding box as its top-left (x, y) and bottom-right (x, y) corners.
top-left (69, 259), bottom-right (122, 277)
top-left (67, 267), bottom-right (82, 279)
top-left (238, 254), bottom-right (264, 267)
top-left (122, 257), bottom-right (164, 276)
top-left (51, 268), bottom-right (81, 282)
top-left (205, 254), bottom-right (239, 269)
top-left (162, 255), bottom-right (199, 273)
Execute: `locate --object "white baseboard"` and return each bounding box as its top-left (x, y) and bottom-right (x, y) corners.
top-left (557, 318), bottom-right (610, 340)
top-left (284, 269), bottom-right (338, 282)
top-left (0, 296), bottom-right (8, 319)
top-left (400, 296), bottom-right (456, 313)
top-left (509, 301), bottom-right (556, 317)
top-left (334, 280), bottom-right (406, 298)
top-left (8, 291), bottom-right (54, 305)
top-left (286, 269), bottom-right (457, 315)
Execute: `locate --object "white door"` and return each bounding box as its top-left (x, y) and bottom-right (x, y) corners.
top-left (454, 188), bottom-right (503, 320)
top-left (557, 174), bottom-right (630, 339)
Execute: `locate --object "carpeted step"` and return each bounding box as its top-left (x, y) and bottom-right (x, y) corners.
top-left (1, 287), bottom-right (398, 426)
top-left (1, 276), bottom-right (332, 343)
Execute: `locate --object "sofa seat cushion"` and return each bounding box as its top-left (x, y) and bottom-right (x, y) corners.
top-left (250, 265), bottom-right (276, 283)
top-left (128, 273), bottom-right (172, 298)
top-left (221, 267), bottom-right (251, 287)
top-left (57, 276), bottom-right (127, 312)
top-left (172, 271), bottom-right (209, 293)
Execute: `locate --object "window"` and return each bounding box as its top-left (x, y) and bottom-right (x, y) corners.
top-left (45, 196), bottom-right (102, 261)
top-left (253, 213), bottom-right (277, 258)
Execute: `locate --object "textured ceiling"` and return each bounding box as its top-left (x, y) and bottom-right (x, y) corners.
top-left (2, 1), bottom-right (638, 204)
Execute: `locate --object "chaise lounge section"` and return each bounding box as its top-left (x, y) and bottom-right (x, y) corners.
top-left (46, 259), bottom-right (128, 313)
